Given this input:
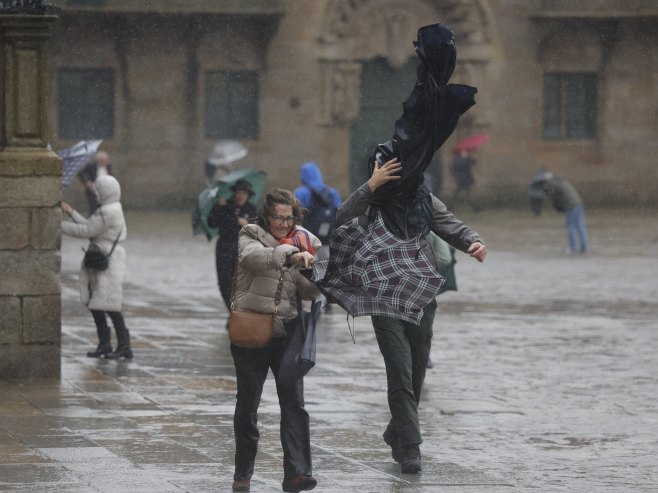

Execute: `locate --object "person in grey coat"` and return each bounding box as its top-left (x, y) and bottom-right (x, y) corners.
top-left (529, 169), bottom-right (589, 254)
top-left (336, 157), bottom-right (486, 474)
top-left (61, 175), bottom-right (133, 359)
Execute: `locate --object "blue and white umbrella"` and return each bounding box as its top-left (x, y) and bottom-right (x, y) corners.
top-left (58, 140), bottom-right (103, 188)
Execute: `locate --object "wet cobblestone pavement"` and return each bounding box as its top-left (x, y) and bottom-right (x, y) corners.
top-left (1, 209), bottom-right (657, 492)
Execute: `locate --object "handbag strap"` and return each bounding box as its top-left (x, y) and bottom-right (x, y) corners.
top-left (107, 227), bottom-right (123, 257)
top-left (230, 256), bottom-right (285, 314)
top-left (88, 226), bottom-right (123, 256)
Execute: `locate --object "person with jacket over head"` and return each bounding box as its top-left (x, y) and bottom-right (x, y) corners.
top-left (335, 158), bottom-right (486, 474)
top-left (206, 179), bottom-right (258, 312)
top-left (316, 23), bottom-right (487, 475)
top-left (230, 188), bottom-right (321, 493)
top-left (61, 175), bottom-right (133, 360)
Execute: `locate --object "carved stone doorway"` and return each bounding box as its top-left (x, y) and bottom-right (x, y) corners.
top-left (348, 57), bottom-right (417, 189)
top-left (317, 0), bottom-right (495, 190)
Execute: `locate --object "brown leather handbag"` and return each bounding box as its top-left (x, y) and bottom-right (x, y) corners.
top-left (228, 262), bottom-right (284, 349)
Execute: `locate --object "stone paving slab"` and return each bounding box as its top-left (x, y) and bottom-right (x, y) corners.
top-left (1, 209), bottom-right (657, 492)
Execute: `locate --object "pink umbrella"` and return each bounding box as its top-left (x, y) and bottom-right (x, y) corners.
top-left (454, 132), bottom-right (489, 153)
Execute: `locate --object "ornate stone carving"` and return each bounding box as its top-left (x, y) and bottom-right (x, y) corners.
top-left (318, 0), bottom-right (494, 128)
top-left (1, 14), bottom-right (56, 148)
top-left (320, 0), bottom-right (493, 49)
top-left (319, 61), bottom-right (362, 126)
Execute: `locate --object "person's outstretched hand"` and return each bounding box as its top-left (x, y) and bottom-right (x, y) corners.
top-left (61, 202), bottom-right (73, 215)
top-left (290, 251), bottom-right (315, 268)
top-left (467, 242), bottom-right (487, 262)
top-left (367, 158), bottom-right (402, 192)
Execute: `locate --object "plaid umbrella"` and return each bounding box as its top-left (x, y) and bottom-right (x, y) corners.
top-left (313, 212), bottom-right (444, 325)
top-left (57, 140), bottom-right (103, 188)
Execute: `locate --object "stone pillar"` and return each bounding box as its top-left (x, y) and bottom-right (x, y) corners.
top-left (0, 6), bottom-right (61, 377)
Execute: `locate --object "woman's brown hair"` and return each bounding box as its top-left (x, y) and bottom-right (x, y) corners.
top-left (257, 188), bottom-right (304, 229)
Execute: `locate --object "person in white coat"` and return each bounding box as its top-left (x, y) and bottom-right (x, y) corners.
top-left (61, 175), bottom-right (133, 359)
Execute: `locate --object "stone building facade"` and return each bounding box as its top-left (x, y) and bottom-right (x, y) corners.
top-left (46, 0), bottom-right (657, 209)
top-left (1, 8), bottom-right (61, 377)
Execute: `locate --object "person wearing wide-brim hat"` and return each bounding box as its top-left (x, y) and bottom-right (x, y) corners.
top-left (230, 179), bottom-right (255, 196)
top-left (207, 179), bottom-right (258, 314)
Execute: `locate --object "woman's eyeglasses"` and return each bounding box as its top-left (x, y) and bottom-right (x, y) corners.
top-left (270, 215), bottom-right (298, 225)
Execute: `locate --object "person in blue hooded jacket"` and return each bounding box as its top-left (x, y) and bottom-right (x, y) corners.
top-left (294, 162), bottom-right (341, 247)
top-left (294, 162), bottom-right (341, 311)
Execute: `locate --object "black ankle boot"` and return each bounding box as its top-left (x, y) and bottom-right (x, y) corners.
top-left (400, 444), bottom-right (421, 474)
top-left (107, 345), bottom-right (133, 359)
top-left (383, 429), bottom-right (403, 463)
top-left (87, 343), bottom-right (113, 358)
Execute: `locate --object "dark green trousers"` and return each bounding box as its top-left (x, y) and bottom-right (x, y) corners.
top-left (372, 299), bottom-right (436, 447)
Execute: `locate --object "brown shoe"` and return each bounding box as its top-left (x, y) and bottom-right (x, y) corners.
top-left (232, 479), bottom-right (250, 491)
top-left (282, 475), bottom-right (317, 492)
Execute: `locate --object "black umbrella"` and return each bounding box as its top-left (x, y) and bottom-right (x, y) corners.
top-left (278, 299), bottom-right (322, 381)
top-left (370, 23), bottom-right (477, 204)
top-left (364, 24), bottom-right (477, 239)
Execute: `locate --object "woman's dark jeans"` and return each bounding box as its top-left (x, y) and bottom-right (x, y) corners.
top-left (372, 299), bottom-right (437, 447)
top-left (231, 337), bottom-right (312, 481)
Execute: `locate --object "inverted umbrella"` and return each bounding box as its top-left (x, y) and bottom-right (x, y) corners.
top-left (367, 23), bottom-right (477, 237)
top-left (204, 140), bottom-right (249, 183)
top-left (207, 140), bottom-right (248, 166)
top-left (58, 140), bottom-right (103, 188)
top-left (454, 132), bottom-right (489, 153)
top-left (192, 168), bottom-right (266, 240)
top-left (313, 212), bottom-right (444, 326)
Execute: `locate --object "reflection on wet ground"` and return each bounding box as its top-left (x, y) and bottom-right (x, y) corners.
top-left (1, 209), bottom-right (657, 492)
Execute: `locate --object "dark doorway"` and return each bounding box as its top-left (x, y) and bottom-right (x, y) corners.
top-left (349, 57), bottom-right (417, 190)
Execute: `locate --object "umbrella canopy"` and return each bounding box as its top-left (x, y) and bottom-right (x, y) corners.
top-left (58, 140), bottom-right (103, 187)
top-left (313, 212), bottom-right (444, 325)
top-left (454, 132), bottom-right (489, 153)
top-left (192, 168), bottom-right (266, 239)
top-left (207, 140), bottom-right (248, 167)
top-left (204, 140), bottom-right (249, 183)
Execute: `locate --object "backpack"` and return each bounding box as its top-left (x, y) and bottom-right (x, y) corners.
top-left (303, 187), bottom-right (337, 242)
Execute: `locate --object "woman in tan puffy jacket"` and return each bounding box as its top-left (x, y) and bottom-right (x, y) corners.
top-left (231, 188), bottom-right (321, 493)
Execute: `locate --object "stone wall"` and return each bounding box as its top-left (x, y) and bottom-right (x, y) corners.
top-left (46, 1), bottom-right (658, 209)
top-left (0, 13), bottom-right (61, 378)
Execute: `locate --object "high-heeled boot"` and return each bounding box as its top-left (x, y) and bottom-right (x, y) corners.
top-left (89, 310), bottom-right (112, 357)
top-left (107, 345), bottom-right (133, 359)
top-left (87, 342), bottom-right (113, 358)
top-left (106, 311), bottom-right (133, 359)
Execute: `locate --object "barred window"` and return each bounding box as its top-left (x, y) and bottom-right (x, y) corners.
top-left (204, 71), bottom-right (259, 139)
top-left (66, 0), bottom-right (106, 5)
top-left (58, 68), bottom-right (114, 140)
top-left (543, 72), bottom-right (597, 140)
